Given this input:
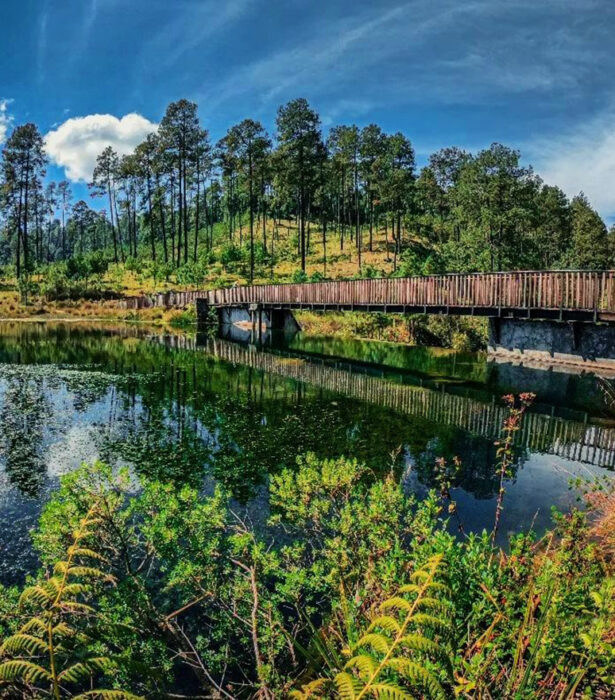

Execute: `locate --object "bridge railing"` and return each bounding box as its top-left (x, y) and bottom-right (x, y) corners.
top-left (205, 271), bottom-right (615, 313)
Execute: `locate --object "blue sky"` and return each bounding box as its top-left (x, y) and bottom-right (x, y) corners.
top-left (2, 0), bottom-right (615, 219)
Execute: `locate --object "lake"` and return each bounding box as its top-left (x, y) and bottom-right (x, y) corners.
top-left (0, 321), bottom-right (613, 585)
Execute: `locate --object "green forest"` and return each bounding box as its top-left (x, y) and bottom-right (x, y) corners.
top-left (1, 97), bottom-right (613, 302)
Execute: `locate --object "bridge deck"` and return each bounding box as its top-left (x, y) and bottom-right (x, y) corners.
top-left (203, 271), bottom-right (615, 322)
top-left (125, 270), bottom-right (615, 323)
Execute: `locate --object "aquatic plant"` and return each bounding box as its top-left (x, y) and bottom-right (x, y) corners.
top-left (491, 392), bottom-right (535, 545)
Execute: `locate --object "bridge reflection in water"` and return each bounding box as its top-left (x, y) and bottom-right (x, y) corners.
top-left (157, 333), bottom-right (615, 469)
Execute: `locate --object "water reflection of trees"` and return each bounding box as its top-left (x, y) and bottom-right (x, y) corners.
top-left (410, 431), bottom-right (526, 499)
top-left (111, 356), bottom-right (509, 501)
top-left (0, 371), bottom-right (52, 497)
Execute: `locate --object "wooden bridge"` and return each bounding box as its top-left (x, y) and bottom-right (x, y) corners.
top-left (126, 270), bottom-right (615, 321)
top-left (200, 270), bottom-right (615, 322)
top-left (125, 270), bottom-right (615, 369)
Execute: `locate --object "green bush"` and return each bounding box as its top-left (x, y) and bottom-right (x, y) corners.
top-left (40, 260), bottom-right (110, 301)
top-left (291, 268), bottom-right (309, 283)
top-left (220, 243), bottom-right (243, 267)
top-left (175, 260), bottom-right (209, 286)
top-left (396, 247), bottom-right (445, 277)
top-left (1, 446), bottom-right (611, 698)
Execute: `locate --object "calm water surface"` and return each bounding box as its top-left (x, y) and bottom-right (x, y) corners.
top-left (1, 321), bottom-right (613, 585)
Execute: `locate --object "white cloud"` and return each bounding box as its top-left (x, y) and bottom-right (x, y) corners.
top-left (44, 113), bottom-right (157, 181)
top-left (0, 99), bottom-right (12, 145)
top-left (532, 109), bottom-right (615, 220)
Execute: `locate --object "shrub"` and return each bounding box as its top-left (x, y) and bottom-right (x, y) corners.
top-left (1, 435), bottom-right (612, 698)
top-left (291, 268), bottom-right (309, 283)
top-left (220, 243), bottom-right (243, 267)
top-left (309, 270), bottom-right (325, 282)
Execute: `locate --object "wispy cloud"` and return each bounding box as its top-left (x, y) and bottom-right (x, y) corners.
top-left (36, 5), bottom-right (49, 84)
top-left (530, 105), bottom-right (615, 220)
top-left (137, 0), bottom-right (256, 73)
top-left (199, 0), bottom-right (612, 116)
top-left (200, 4), bottom-right (409, 110)
top-left (83, 0), bottom-right (100, 37)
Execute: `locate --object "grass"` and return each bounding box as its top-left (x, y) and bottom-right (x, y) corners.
top-left (0, 290), bottom-right (196, 328)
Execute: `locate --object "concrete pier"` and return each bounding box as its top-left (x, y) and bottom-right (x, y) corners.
top-left (196, 299), bottom-right (300, 342)
top-left (488, 318), bottom-right (615, 370)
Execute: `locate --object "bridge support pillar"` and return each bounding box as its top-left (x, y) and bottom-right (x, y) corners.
top-left (196, 301), bottom-right (300, 342)
top-left (488, 317), bottom-right (615, 370)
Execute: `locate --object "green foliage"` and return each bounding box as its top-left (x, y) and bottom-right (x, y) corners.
top-left (39, 256), bottom-right (112, 301)
top-left (167, 305), bottom-right (197, 328)
top-left (175, 259), bottom-right (209, 286)
top-left (565, 193), bottom-right (611, 269)
top-left (1, 445), bottom-right (613, 698)
top-left (2, 97), bottom-right (613, 289)
top-left (293, 554), bottom-right (453, 699)
top-left (0, 503), bottom-right (139, 699)
top-left (395, 247), bottom-right (444, 277)
top-left (292, 268), bottom-right (309, 283)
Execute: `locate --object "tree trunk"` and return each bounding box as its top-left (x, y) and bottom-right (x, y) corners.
top-left (107, 180), bottom-right (118, 262)
top-left (193, 158), bottom-right (201, 263)
top-left (146, 174), bottom-right (156, 261)
top-left (249, 151), bottom-right (254, 282)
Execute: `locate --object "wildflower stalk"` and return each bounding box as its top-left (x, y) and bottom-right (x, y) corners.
top-left (435, 455), bottom-right (466, 537)
top-left (491, 393), bottom-right (535, 548)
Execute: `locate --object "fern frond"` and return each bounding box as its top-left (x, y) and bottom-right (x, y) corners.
top-left (289, 678), bottom-right (329, 698)
top-left (58, 600), bottom-right (96, 614)
top-left (344, 653), bottom-right (377, 679)
top-left (0, 501), bottom-right (133, 699)
top-left (70, 548), bottom-right (109, 563)
top-left (0, 659), bottom-right (52, 683)
top-left (19, 584), bottom-right (53, 607)
top-left (291, 554), bottom-right (452, 699)
top-left (399, 581), bottom-right (448, 595)
top-left (386, 658), bottom-right (446, 699)
top-left (43, 577), bottom-right (62, 594)
top-left (334, 670), bottom-right (362, 699)
top-left (1, 633), bottom-right (49, 656)
top-left (65, 565), bottom-right (112, 580)
top-left (366, 615), bottom-right (401, 635)
top-left (414, 597), bottom-right (451, 614)
top-left (72, 690), bottom-right (143, 699)
top-left (367, 681), bottom-right (413, 699)
top-left (410, 613), bottom-right (450, 634)
top-left (61, 583), bottom-right (90, 597)
top-left (353, 633), bottom-right (391, 656)
top-left (397, 633), bottom-right (445, 658)
top-left (58, 657), bottom-right (114, 683)
top-left (379, 596), bottom-right (413, 614)
top-left (52, 622), bottom-right (76, 637)
top-left (19, 617), bottom-right (47, 635)
top-left (410, 569), bottom-right (431, 582)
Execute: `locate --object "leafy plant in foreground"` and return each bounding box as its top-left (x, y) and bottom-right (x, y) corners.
top-left (292, 553), bottom-right (453, 699)
top-left (0, 503), bottom-right (139, 699)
